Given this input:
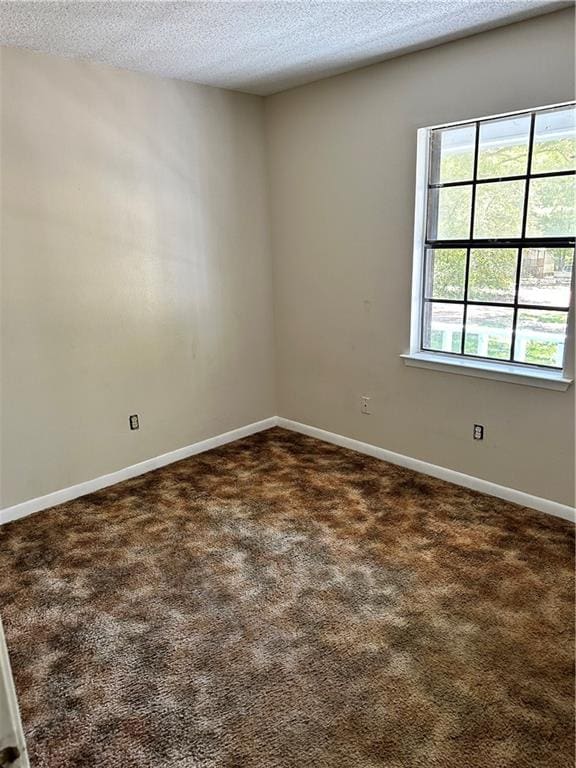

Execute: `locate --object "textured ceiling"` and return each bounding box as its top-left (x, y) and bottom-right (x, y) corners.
top-left (0, 1), bottom-right (570, 95)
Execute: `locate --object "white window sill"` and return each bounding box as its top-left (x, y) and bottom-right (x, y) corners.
top-left (401, 352), bottom-right (573, 391)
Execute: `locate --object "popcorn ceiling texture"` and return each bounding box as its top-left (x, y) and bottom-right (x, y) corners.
top-left (0, 428), bottom-right (573, 767)
top-left (0, 1), bottom-right (569, 95)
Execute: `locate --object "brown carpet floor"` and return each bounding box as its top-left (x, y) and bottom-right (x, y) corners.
top-left (0, 427), bottom-right (573, 768)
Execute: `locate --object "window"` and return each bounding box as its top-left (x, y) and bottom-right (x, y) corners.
top-left (405, 103), bottom-right (575, 390)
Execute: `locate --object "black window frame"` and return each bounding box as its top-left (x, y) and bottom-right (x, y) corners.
top-left (420, 103), bottom-right (576, 371)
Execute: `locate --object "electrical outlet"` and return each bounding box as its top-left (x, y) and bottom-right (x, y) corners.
top-left (129, 414), bottom-right (140, 431)
top-left (473, 424), bottom-right (484, 440)
top-left (360, 396), bottom-right (371, 415)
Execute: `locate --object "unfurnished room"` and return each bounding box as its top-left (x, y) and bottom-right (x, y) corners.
top-left (0, 2), bottom-right (574, 767)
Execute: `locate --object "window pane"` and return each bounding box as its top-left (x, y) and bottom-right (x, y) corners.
top-left (467, 249), bottom-right (518, 303)
top-left (425, 249), bottom-right (467, 300)
top-left (422, 302), bottom-right (464, 353)
top-left (532, 107), bottom-right (576, 174)
top-left (525, 175), bottom-right (576, 237)
top-left (431, 124), bottom-right (475, 184)
top-left (420, 107), bottom-right (575, 373)
top-left (428, 186), bottom-right (472, 240)
top-left (518, 248), bottom-right (574, 307)
top-left (464, 306), bottom-right (513, 359)
top-left (473, 180), bottom-right (525, 239)
top-left (514, 310), bottom-right (568, 368)
top-left (477, 115), bottom-right (530, 179)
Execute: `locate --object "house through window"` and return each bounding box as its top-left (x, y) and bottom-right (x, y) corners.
top-left (414, 103), bottom-right (575, 373)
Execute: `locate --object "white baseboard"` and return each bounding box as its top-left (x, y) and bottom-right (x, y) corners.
top-left (0, 417), bottom-right (278, 526)
top-left (277, 418), bottom-right (575, 524)
top-left (2, 415), bottom-right (573, 526)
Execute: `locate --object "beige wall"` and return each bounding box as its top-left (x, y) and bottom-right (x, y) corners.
top-left (266, 9), bottom-right (576, 506)
top-left (0, 47), bottom-right (275, 508)
top-left (1, 10), bottom-right (575, 511)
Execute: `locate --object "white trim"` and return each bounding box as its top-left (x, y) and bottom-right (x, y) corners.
top-left (2, 414), bottom-right (573, 527)
top-left (401, 352), bottom-right (573, 390)
top-left (409, 125), bottom-right (429, 353)
top-left (423, 100), bottom-right (574, 131)
top-left (277, 417), bottom-right (575, 523)
top-left (0, 417), bottom-right (278, 526)
top-left (0, 618), bottom-right (29, 768)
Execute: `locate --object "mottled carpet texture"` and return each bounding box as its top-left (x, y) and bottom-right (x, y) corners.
top-left (0, 428), bottom-right (573, 768)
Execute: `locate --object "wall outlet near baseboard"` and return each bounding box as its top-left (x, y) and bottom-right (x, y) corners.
top-left (473, 424), bottom-right (484, 440)
top-left (129, 414), bottom-right (140, 431)
top-left (360, 396), bottom-right (371, 415)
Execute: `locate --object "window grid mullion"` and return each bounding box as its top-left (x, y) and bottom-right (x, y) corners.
top-left (460, 250), bottom-right (471, 356)
top-left (424, 298), bottom-right (569, 312)
top-left (428, 168), bottom-right (576, 189)
top-left (460, 123), bottom-right (480, 355)
top-left (511, 113), bottom-right (537, 362)
top-left (521, 111), bottom-right (536, 237)
top-left (510, 248), bottom-right (524, 362)
top-left (426, 238), bottom-right (575, 248)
